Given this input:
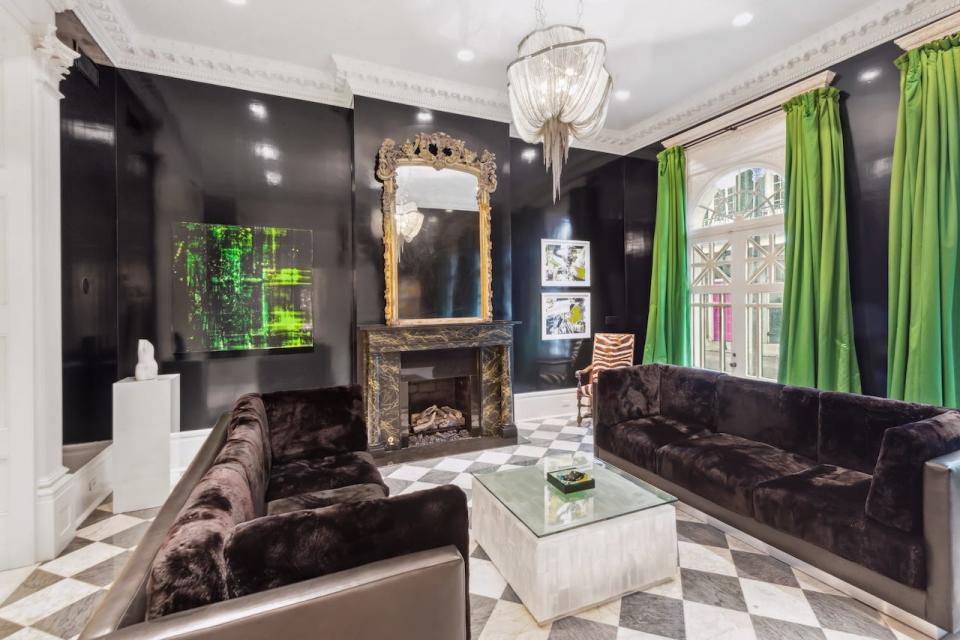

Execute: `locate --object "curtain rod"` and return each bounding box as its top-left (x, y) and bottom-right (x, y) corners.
top-left (680, 105), bottom-right (784, 150)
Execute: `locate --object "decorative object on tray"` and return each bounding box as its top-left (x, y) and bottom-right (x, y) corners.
top-left (547, 468), bottom-right (596, 494)
top-left (542, 292), bottom-right (591, 341)
top-left (541, 239), bottom-right (590, 287)
top-left (576, 332), bottom-right (635, 425)
top-left (410, 404), bottom-right (465, 433)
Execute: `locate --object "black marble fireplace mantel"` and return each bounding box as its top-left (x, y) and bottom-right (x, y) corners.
top-left (358, 321), bottom-right (519, 454)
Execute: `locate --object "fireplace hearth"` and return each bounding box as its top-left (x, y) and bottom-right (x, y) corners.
top-left (358, 321), bottom-right (518, 459)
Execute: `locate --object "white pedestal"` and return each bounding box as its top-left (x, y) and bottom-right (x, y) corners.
top-left (473, 482), bottom-right (678, 624)
top-left (112, 374), bottom-right (180, 513)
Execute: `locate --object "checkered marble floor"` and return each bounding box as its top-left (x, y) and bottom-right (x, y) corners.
top-left (0, 415), bottom-right (929, 640)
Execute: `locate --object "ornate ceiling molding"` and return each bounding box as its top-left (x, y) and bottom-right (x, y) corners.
top-left (71, 0), bottom-right (960, 156)
top-left (33, 23), bottom-right (80, 93)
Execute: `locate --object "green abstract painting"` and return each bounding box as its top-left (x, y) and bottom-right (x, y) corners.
top-left (172, 222), bottom-right (313, 352)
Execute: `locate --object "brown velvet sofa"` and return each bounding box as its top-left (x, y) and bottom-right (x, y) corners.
top-left (595, 364), bottom-right (960, 634)
top-left (80, 385), bottom-right (470, 640)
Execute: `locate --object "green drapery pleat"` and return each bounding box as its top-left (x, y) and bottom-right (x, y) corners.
top-left (777, 87), bottom-right (862, 392)
top-left (888, 35), bottom-right (960, 407)
top-left (642, 146), bottom-right (690, 366)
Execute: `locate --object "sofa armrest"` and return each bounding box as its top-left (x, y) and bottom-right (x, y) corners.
top-left (595, 364), bottom-right (661, 429)
top-left (82, 547), bottom-right (466, 640)
top-left (924, 449), bottom-right (960, 633)
top-left (261, 385), bottom-right (367, 463)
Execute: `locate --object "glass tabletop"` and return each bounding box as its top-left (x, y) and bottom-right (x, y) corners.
top-left (472, 455), bottom-right (677, 537)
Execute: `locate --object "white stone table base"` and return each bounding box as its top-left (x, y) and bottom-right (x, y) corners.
top-left (472, 481), bottom-right (678, 624)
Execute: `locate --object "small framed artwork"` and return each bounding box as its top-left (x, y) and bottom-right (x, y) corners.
top-left (541, 239), bottom-right (590, 287)
top-left (542, 292), bottom-right (591, 341)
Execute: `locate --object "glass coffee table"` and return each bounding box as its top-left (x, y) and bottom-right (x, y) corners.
top-left (472, 457), bottom-right (678, 624)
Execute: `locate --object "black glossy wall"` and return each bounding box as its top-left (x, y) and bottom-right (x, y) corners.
top-left (510, 142), bottom-right (659, 393)
top-left (833, 41), bottom-right (903, 398)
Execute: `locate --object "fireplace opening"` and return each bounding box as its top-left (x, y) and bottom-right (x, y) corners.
top-left (400, 347), bottom-right (481, 448)
top-left (408, 376), bottom-right (472, 436)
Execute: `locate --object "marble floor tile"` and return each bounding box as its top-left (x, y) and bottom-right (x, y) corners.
top-left (740, 579), bottom-right (819, 627)
top-left (433, 457), bottom-right (474, 473)
top-left (615, 629), bottom-right (676, 640)
top-left (733, 550), bottom-right (800, 587)
top-left (386, 464), bottom-right (431, 481)
top-left (1, 572), bottom-right (61, 608)
top-left (546, 440), bottom-right (580, 452)
top-left (74, 514), bottom-right (142, 542)
top-left (0, 567), bottom-right (39, 608)
top-left (0, 618), bottom-right (23, 639)
top-left (676, 521), bottom-right (728, 548)
top-left (682, 601), bottom-right (757, 640)
top-left (4, 628), bottom-right (61, 640)
top-left (548, 616), bottom-right (617, 640)
top-left (71, 552), bottom-right (131, 588)
top-left (32, 591), bottom-right (106, 639)
top-left (792, 569), bottom-right (844, 595)
top-left (618, 592), bottom-right (685, 639)
top-left (398, 480), bottom-right (439, 494)
top-left (469, 559), bottom-right (508, 600)
top-left (680, 568), bottom-right (747, 612)
top-left (470, 594), bottom-right (499, 640)
top-left (100, 522), bottom-right (150, 549)
top-left (725, 533), bottom-right (766, 555)
top-left (513, 445), bottom-right (549, 458)
top-left (804, 592), bottom-right (896, 640)
top-left (478, 600), bottom-right (551, 640)
top-left (642, 570), bottom-right (683, 601)
top-left (751, 615), bottom-right (827, 640)
top-left (677, 541), bottom-right (738, 577)
top-left (573, 598), bottom-right (621, 627)
top-left (0, 580), bottom-right (100, 626)
top-left (39, 543), bottom-right (125, 579)
top-left (477, 451), bottom-right (513, 465)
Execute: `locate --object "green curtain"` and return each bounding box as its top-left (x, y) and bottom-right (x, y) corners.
top-left (888, 35), bottom-right (960, 407)
top-left (642, 146), bottom-right (690, 366)
top-left (778, 87), bottom-right (862, 392)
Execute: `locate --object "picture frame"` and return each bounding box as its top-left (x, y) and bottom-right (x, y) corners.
top-left (541, 292), bottom-right (591, 341)
top-left (541, 239), bottom-right (590, 287)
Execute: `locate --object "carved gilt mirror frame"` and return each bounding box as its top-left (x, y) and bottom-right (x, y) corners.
top-left (376, 132), bottom-right (497, 326)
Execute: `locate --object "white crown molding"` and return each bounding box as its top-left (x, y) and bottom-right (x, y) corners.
top-left (332, 54), bottom-right (511, 123)
top-left (33, 22), bottom-right (80, 93)
top-left (663, 71), bottom-right (835, 149)
top-left (72, 0), bottom-right (960, 157)
top-left (895, 9), bottom-right (960, 48)
top-left (620, 0), bottom-right (960, 154)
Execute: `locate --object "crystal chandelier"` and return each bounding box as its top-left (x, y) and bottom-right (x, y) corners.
top-left (507, 0), bottom-right (612, 201)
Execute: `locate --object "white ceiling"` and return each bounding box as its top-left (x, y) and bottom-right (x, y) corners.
top-left (74, 0), bottom-right (959, 153)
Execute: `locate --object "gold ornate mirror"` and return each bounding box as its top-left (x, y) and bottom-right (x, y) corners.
top-left (377, 133), bottom-right (497, 326)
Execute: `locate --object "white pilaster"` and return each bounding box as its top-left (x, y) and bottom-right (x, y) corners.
top-left (0, 0), bottom-right (77, 570)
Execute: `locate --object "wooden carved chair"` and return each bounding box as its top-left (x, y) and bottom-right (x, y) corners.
top-left (575, 333), bottom-right (636, 426)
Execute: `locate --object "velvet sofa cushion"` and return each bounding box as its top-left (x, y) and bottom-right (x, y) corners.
top-left (657, 433), bottom-right (815, 516)
top-left (262, 385), bottom-right (366, 464)
top-left (146, 460), bottom-right (257, 618)
top-left (659, 366), bottom-right (723, 432)
top-left (597, 416), bottom-right (707, 471)
top-left (753, 465), bottom-right (926, 589)
top-left (716, 377), bottom-right (820, 459)
top-left (224, 485), bottom-right (470, 633)
top-left (266, 451), bottom-right (385, 502)
top-left (865, 411), bottom-right (960, 533)
top-left (596, 364), bottom-right (661, 427)
top-left (818, 391), bottom-right (945, 474)
top-left (266, 483), bottom-right (387, 516)
top-left (230, 393), bottom-right (272, 466)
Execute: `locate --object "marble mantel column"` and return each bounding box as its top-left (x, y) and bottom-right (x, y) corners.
top-left (358, 321), bottom-right (518, 452)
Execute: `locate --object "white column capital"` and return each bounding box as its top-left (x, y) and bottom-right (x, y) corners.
top-left (31, 23), bottom-right (79, 95)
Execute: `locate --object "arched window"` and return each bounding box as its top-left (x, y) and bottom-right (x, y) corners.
top-left (689, 167), bottom-right (785, 380)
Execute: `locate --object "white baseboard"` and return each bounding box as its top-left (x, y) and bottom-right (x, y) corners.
top-left (515, 388), bottom-right (578, 422)
top-left (170, 428), bottom-right (212, 488)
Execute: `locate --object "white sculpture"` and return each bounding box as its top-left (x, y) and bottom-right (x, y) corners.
top-left (135, 339), bottom-right (159, 381)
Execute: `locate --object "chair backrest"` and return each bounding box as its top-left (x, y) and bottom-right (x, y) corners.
top-left (590, 333), bottom-right (636, 384)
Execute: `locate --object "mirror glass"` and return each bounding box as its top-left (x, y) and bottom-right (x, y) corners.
top-left (394, 165), bottom-right (481, 320)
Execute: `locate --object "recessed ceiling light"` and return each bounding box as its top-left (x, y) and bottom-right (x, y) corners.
top-left (265, 171), bottom-right (282, 186)
top-left (614, 89), bottom-right (631, 102)
top-left (858, 67), bottom-right (882, 83)
top-left (416, 109), bottom-right (433, 123)
top-left (456, 49), bottom-right (475, 62)
top-left (254, 142), bottom-right (279, 160)
top-left (732, 12), bottom-right (754, 27)
top-left (226, 0), bottom-right (247, 5)
top-left (520, 148), bottom-right (538, 163)
top-left (249, 102), bottom-right (267, 120)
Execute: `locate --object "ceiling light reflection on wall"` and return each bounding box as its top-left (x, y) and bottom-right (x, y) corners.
top-left (265, 171), bottom-right (283, 186)
top-left (521, 148), bottom-right (538, 163)
top-left (249, 102), bottom-right (267, 120)
top-left (456, 49), bottom-right (475, 62)
top-left (858, 67), bottom-right (882, 83)
top-left (254, 142), bottom-right (279, 160)
top-left (614, 89), bottom-right (631, 102)
top-left (732, 12), bottom-right (754, 27)
top-left (416, 109), bottom-right (433, 123)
